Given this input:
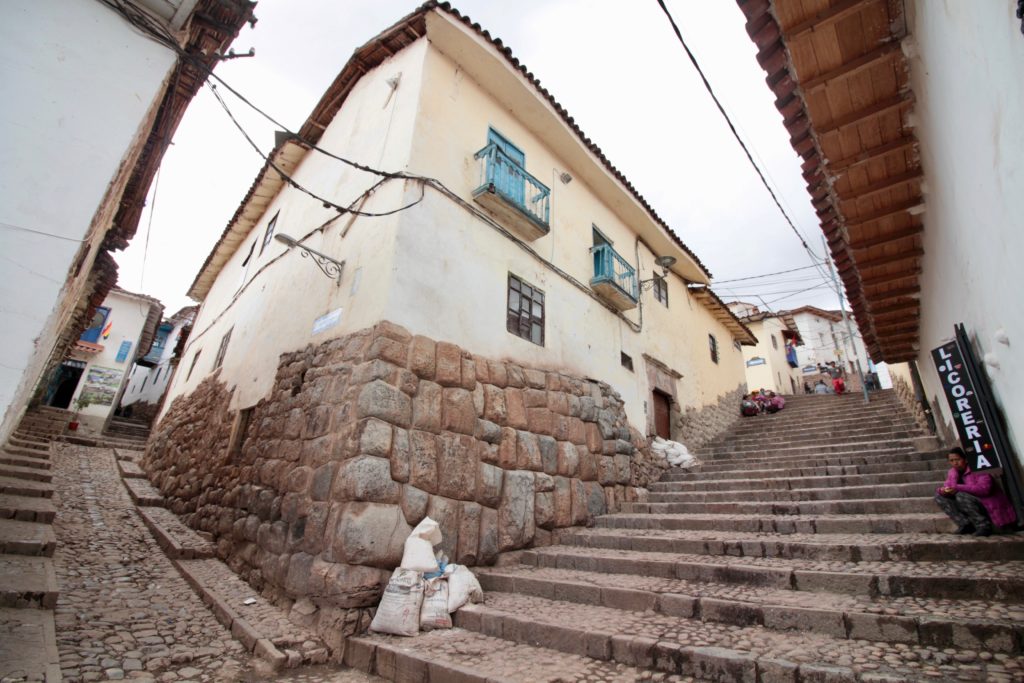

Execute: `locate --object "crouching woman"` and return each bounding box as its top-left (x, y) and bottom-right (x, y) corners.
top-left (934, 447), bottom-right (1017, 536)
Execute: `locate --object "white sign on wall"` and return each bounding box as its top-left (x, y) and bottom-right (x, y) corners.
top-left (312, 308), bottom-right (343, 335)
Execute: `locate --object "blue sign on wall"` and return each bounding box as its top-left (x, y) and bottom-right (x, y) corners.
top-left (115, 340), bottom-right (133, 363)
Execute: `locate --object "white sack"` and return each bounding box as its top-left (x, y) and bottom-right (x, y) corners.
top-left (419, 576), bottom-right (452, 630)
top-left (400, 516), bottom-right (442, 572)
top-left (446, 565), bottom-right (484, 613)
top-left (369, 568), bottom-right (423, 636)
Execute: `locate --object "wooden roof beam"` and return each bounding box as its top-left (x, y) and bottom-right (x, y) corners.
top-left (855, 247), bottom-right (925, 270)
top-left (849, 223), bottom-right (924, 251)
top-left (819, 93), bottom-right (913, 135)
top-left (870, 299), bottom-right (920, 316)
top-left (801, 41), bottom-right (902, 93)
top-left (844, 169), bottom-right (922, 203)
top-left (845, 198), bottom-right (924, 232)
top-left (879, 331), bottom-right (920, 344)
top-left (875, 320), bottom-right (918, 335)
top-left (866, 283), bottom-right (921, 299)
top-left (783, 0), bottom-right (876, 42)
top-left (861, 268), bottom-right (920, 288)
top-left (827, 136), bottom-right (917, 174)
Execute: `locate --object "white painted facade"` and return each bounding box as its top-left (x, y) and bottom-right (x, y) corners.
top-left (788, 309), bottom-right (869, 377)
top-left (0, 1), bottom-right (180, 442)
top-left (49, 290), bottom-right (159, 434)
top-left (121, 311), bottom-right (193, 410)
top-left (166, 9), bottom-right (752, 434)
top-left (901, 0), bottom-right (1023, 458)
top-left (738, 317), bottom-right (801, 395)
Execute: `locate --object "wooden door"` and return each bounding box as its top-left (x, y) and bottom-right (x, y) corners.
top-left (653, 390), bottom-right (672, 440)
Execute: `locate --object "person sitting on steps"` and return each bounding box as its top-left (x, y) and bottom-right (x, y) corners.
top-left (934, 447), bottom-right (1018, 536)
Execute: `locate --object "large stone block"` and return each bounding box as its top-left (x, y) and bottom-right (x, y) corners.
top-left (570, 479), bottom-right (589, 525)
top-left (412, 381), bottom-right (442, 433)
top-left (505, 388), bottom-right (528, 429)
top-left (483, 385), bottom-right (507, 423)
top-left (300, 502), bottom-right (331, 555)
top-left (477, 462), bottom-right (503, 508)
top-left (329, 502), bottom-right (410, 568)
top-left (498, 428), bottom-right (518, 469)
top-left (408, 430), bottom-right (439, 494)
top-left (538, 436), bottom-right (558, 474)
top-left (426, 495), bottom-right (460, 561)
top-left (479, 506), bottom-right (499, 564)
top-left (437, 433), bottom-right (477, 501)
top-left (333, 455), bottom-right (400, 504)
top-left (527, 408), bottom-right (554, 436)
top-left (535, 491), bottom-right (554, 529)
top-left (552, 476), bottom-right (572, 527)
top-left (390, 428), bottom-right (410, 483)
top-left (319, 560), bottom-right (390, 608)
top-left (498, 470), bottom-right (535, 551)
top-left (435, 342), bottom-right (462, 387)
top-left (366, 336), bottom-right (408, 368)
top-left (408, 336), bottom-right (436, 380)
top-left (457, 502), bottom-right (482, 564)
top-left (441, 387), bottom-right (476, 435)
top-left (357, 380), bottom-right (411, 427)
top-left (358, 418), bottom-right (393, 457)
top-left (516, 430), bottom-right (542, 471)
top-left (400, 484), bottom-right (429, 526)
top-left (310, 462), bottom-right (337, 501)
top-left (556, 442), bottom-right (579, 477)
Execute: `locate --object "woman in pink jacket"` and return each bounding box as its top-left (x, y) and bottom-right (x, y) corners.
top-left (934, 447), bottom-right (1018, 536)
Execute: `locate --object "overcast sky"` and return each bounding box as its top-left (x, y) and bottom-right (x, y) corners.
top-left (115, 0), bottom-right (847, 318)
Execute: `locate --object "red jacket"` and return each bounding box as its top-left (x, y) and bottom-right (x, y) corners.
top-left (938, 467), bottom-right (1017, 527)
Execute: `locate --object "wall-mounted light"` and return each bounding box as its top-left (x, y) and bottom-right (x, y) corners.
top-left (640, 255), bottom-right (678, 291)
top-left (559, 171), bottom-right (573, 185)
top-left (275, 233), bottom-right (345, 286)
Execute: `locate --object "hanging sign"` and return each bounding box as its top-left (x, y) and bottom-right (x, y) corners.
top-left (115, 340), bottom-right (133, 363)
top-left (931, 339), bottom-right (1003, 471)
top-left (312, 308), bottom-right (343, 335)
top-left (745, 357), bottom-right (766, 367)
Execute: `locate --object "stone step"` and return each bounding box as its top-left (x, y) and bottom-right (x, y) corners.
top-left (3, 443), bottom-right (52, 459)
top-left (720, 418), bottom-right (918, 441)
top-left (0, 494), bottom-right (56, 523)
top-left (0, 519), bottom-right (56, 557)
top-left (560, 527), bottom-right (1024, 562)
top-left (0, 451), bottom-right (51, 471)
top-left (7, 433), bottom-right (50, 449)
top-left (0, 607), bottom-right (61, 682)
top-left (117, 458), bottom-right (147, 479)
top-left (672, 458), bottom-right (946, 483)
top-left (596, 511), bottom-right (953, 535)
top-left (477, 566), bottom-right (1024, 653)
top-left (0, 554), bottom-right (58, 609)
top-left (113, 448), bottom-right (144, 462)
top-left (518, 545), bottom-right (1024, 602)
top-left (61, 433), bottom-right (148, 450)
top-left (121, 477), bottom-right (164, 507)
top-left (136, 507), bottom-right (215, 560)
top-left (706, 426), bottom-right (921, 449)
top-left (0, 475), bottom-right (53, 499)
top-left (624, 496), bottom-right (937, 516)
top-left (649, 481), bottom-right (937, 504)
top-left (699, 441), bottom-right (917, 460)
top-left (345, 628), bottom-right (657, 682)
top-left (175, 559), bottom-right (328, 669)
top-left (651, 469), bottom-right (939, 493)
top-left (0, 462), bottom-right (53, 484)
top-left (452, 592), bottom-right (1022, 681)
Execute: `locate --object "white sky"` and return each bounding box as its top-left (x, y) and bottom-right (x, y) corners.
top-left (115, 0), bottom-right (848, 319)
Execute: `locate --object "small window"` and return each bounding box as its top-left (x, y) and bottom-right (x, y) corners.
top-left (141, 375), bottom-right (148, 390)
top-left (259, 212), bottom-right (279, 256)
top-left (186, 350), bottom-right (202, 382)
top-left (621, 352), bottom-right (634, 372)
top-left (709, 334), bottom-right (719, 364)
top-left (228, 407), bottom-right (253, 460)
top-left (592, 225), bottom-right (612, 247)
top-left (771, 334), bottom-right (778, 350)
top-left (507, 274), bottom-right (544, 346)
top-left (80, 306), bottom-right (111, 344)
top-left (214, 329), bottom-right (233, 370)
top-left (733, 340), bottom-right (742, 352)
top-left (652, 274), bottom-right (668, 307)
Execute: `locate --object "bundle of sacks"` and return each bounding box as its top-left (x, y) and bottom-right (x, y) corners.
top-left (650, 437), bottom-right (699, 469)
top-left (369, 517), bottom-right (484, 636)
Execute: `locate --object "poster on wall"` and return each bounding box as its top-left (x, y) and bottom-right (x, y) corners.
top-left (79, 366), bottom-right (123, 406)
top-left (931, 339), bottom-right (1003, 472)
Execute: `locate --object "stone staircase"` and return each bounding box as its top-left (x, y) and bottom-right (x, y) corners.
top-left (0, 416), bottom-right (61, 681)
top-left (347, 389), bottom-right (1024, 681)
top-left (104, 415), bottom-right (152, 446)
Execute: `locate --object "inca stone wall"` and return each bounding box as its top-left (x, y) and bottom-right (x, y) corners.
top-left (143, 321), bottom-right (663, 649)
top-left (673, 384), bottom-right (745, 449)
top-left (891, 373), bottom-right (936, 436)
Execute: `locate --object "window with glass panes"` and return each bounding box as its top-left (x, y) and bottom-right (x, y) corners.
top-left (507, 274), bottom-right (545, 346)
top-left (708, 333), bottom-right (719, 364)
top-left (653, 274), bottom-right (668, 306)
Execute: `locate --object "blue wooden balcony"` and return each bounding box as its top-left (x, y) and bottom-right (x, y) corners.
top-left (590, 243), bottom-right (638, 311)
top-left (473, 143), bottom-right (550, 241)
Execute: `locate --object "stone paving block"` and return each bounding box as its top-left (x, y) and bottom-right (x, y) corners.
top-left (116, 457), bottom-right (147, 479)
top-left (121, 476), bottom-right (164, 507)
top-left (0, 518), bottom-right (56, 557)
top-left (136, 506), bottom-right (216, 559)
top-left (0, 607), bottom-right (61, 683)
top-left (0, 554), bottom-right (58, 608)
top-left (0, 475), bottom-right (53, 499)
top-left (0, 462), bottom-right (53, 483)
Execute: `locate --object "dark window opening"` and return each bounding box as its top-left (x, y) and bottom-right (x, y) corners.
top-left (709, 334), bottom-right (719, 364)
top-left (621, 352), bottom-right (634, 372)
top-left (186, 350), bottom-right (202, 382)
top-left (771, 334), bottom-right (778, 350)
top-left (652, 274), bottom-right (668, 306)
top-left (507, 274), bottom-right (545, 346)
top-left (214, 329), bottom-right (233, 370)
top-left (80, 306), bottom-right (110, 344)
top-left (260, 212), bottom-right (279, 256)
top-left (228, 407), bottom-right (253, 461)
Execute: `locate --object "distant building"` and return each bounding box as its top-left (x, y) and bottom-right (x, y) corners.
top-left (785, 306), bottom-right (870, 378)
top-left (0, 0), bottom-right (253, 444)
top-left (728, 303), bottom-right (802, 394)
top-left (41, 289), bottom-right (163, 434)
top-left (120, 306), bottom-right (196, 422)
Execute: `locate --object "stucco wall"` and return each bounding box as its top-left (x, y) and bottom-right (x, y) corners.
top-left (905, 0), bottom-right (1024, 462)
top-left (740, 318), bottom-right (799, 394)
top-left (0, 0), bottom-right (176, 442)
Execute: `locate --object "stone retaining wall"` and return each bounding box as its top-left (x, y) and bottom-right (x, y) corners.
top-left (143, 321), bottom-right (664, 651)
top-left (673, 384), bottom-right (745, 449)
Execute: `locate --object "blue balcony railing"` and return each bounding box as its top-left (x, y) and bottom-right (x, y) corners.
top-left (473, 143), bottom-right (550, 229)
top-left (591, 243), bottom-right (638, 302)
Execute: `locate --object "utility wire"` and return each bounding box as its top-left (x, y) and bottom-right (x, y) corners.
top-left (712, 263), bottom-right (823, 284)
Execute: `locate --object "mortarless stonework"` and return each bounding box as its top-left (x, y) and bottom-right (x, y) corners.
top-left (143, 321), bottom-right (662, 650)
top-left (673, 384), bottom-right (746, 449)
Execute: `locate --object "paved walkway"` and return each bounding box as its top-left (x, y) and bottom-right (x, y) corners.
top-left (47, 444), bottom-right (376, 683)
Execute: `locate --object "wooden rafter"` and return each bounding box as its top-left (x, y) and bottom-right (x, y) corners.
top-left (867, 284), bottom-right (921, 299)
top-left (849, 223), bottom-right (923, 251)
top-left (801, 41), bottom-right (902, 92)
top-left (845, 169), bottom-right (922, 203)
top-left (870, 299), bottom-right (919, 316)
top-left (782, 0), bottom-right (876, 41)
top-left (819, 94), bottom-right (913, 135)
top-left (855, 247), bottom-right (925, 270)
top-left (860, 268), bottom-right (920, 288)
top-left (845, 198), bottom-right (923, 231)
top-left (827, 136), bottom-right (917, 174)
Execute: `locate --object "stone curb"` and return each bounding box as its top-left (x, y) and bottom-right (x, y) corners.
top-left (134, 507), bottom-right (215, 560)
top-left (120, 477), bottom-right (165, 507)
top-left (477, 572), bottom-right (1024, 653)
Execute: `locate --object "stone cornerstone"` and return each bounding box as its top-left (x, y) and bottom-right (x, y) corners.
top-left (143, 321), bottom-right (664, 650)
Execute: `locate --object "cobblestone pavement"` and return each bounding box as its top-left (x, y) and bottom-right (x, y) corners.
top-left (48, 443), bottom-right (377, 683)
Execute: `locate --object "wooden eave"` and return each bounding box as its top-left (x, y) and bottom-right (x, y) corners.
top-left (690, 286), bottom-right (758, 346)
top-left (736, 0), bottom-right (926, 362)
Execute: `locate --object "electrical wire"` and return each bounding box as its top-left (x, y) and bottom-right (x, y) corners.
top-left (711, 263), bottom-right (822, 284)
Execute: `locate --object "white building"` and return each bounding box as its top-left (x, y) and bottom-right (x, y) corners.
top-left (120, 306), bottom-right (196, 420)
top-left (738, 1), bottom-right (1023, 463)
top-left (785, 306), bottom-right (869, 376)
top-left (41, 288), bottom-right (162, 434)
top-left (728, 304), bottom-right (802, 394)
top-left (0, 0), bottom-right (252, 444)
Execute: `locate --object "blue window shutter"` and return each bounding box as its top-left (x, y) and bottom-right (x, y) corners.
top-left (487, 128), bottom-right (525, 165)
